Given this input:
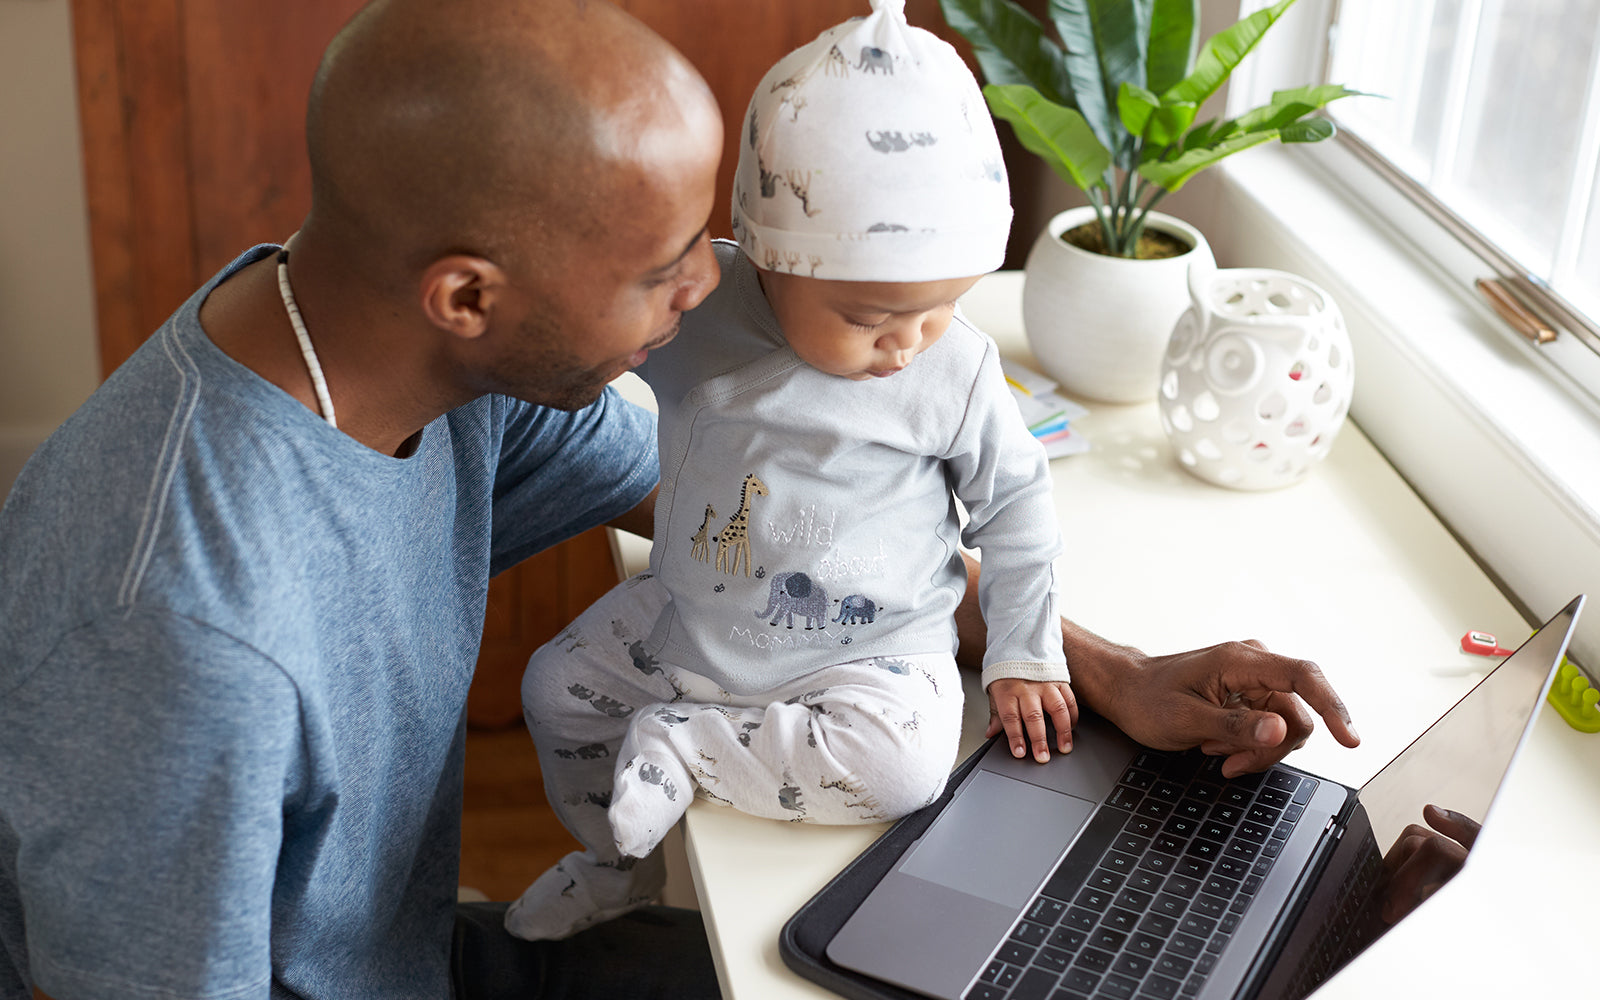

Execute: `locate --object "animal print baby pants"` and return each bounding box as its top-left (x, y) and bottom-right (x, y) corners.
top-left (504, 573), bottom-right (962, 941)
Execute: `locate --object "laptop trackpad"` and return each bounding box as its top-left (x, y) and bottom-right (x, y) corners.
top-left (899, 770), bottom-right (1097, 908)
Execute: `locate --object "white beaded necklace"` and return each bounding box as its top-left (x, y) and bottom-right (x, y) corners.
top-left (275, 247), bottom-right (338, 428)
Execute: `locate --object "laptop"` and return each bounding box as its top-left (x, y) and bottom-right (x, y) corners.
top-left (783, 595), bottom-right (1584, 1000)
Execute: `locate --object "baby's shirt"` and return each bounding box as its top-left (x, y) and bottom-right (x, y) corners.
top-left (636, 241), bottom-right (1068, 695)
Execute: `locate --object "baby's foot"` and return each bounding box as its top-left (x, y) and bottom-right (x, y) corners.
top-left (504, 858), bottom-right (657, 941)
top-left (610, 753), bottom-right (692, 858)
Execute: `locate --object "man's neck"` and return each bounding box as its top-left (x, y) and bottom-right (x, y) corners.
top-left (199, 245), bottom-right (460, 457)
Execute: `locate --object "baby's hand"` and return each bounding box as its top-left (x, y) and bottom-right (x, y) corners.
top-left (985, 678), bottom-right (1078, 762)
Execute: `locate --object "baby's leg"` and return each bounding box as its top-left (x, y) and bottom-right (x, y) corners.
top-left (505, 574), bottom-right (682, 941)
top-left (610, 652), bottom-right (962, 858)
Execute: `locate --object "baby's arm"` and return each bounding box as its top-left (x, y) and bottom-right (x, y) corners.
top-left (986, 677), bottom-right (1078, 762)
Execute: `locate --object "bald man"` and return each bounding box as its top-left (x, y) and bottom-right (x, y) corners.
top-left (0, 0), bottom-right (1357, 996)
top-left (0, 0), bottom-right (722, 997)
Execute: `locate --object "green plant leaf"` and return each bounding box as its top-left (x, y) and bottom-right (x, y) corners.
top-left (1161, 0), bottom-right (1298, 108)
top-left (1045, 0), bottom-right (1122, 156)
top-left (1137, 128), bottom-right (1278, 191)
top-left (1146, 0), bottom-right (1199, 95)
top-left (1118, 82), bottom-right (1160, 137)
top-left (1227, 83), bottom-right (1365, 134)
top-left (939, 0), bottom-right (1077, 107)
top-left (984, 83), bottom-right (1113, 192)
top-left (1280, 117), bottom-right (1337, 143)
top-left (1146, 101), bottom-right (1197, 146)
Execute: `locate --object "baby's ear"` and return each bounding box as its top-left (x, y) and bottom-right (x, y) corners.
top-left (419, 255), bottom-right (503, 341)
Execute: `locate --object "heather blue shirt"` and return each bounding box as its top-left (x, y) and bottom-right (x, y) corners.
top-left (0, 246), bottom-right (658, 999)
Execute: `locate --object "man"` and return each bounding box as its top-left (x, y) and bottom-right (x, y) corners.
top-left (0, 0), bottom-right (1356, 997)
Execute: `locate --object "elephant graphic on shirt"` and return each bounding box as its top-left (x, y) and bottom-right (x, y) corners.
top-left (834, 594), bottom-right (878, 625)
top-left (756, 571), bottom-right (830, 630)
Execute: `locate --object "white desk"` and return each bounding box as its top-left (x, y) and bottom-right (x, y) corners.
top-left (615, 272), bottom-right (1600, 999)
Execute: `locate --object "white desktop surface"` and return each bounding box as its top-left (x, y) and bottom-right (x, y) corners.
top-left (613, 272), bottom-right (1600, 999)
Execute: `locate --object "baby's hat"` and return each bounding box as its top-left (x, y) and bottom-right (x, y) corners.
top-left (731, 0), bottom-right (1012, 283)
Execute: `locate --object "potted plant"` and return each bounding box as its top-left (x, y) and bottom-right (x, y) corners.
top-left (939, 0), bottom-right (1358, 402)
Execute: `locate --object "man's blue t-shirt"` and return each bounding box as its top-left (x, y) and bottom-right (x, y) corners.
top-left (0, 246), bottom-right (658, 999)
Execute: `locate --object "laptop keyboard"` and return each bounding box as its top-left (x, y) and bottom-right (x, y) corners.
top-left (966, 749), bottom-right (1319, 1000)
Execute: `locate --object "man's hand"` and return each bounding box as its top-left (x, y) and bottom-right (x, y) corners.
top-left (1070, 632), bottom-right (1360, 778)
top-left (985, 679), bottom-right (1078, 762)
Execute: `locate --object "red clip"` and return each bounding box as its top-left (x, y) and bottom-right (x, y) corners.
top-left (1460, 630), bottom-right (1516, 657)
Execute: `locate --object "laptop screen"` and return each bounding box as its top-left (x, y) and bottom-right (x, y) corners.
top-left (1349, 596), bottom-right (1582, 932)
top-left (1359, 596), bottom-right (1581, 861)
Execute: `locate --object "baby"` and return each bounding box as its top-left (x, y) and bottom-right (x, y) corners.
top-left (506, 0), bottom-right (1074, 941)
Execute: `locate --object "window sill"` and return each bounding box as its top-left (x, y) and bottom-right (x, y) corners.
top-left (1206, 143), bottom-right (1600, 666)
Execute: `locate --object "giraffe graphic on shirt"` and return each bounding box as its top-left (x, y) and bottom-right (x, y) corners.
top-left (689, 504), bottom-right (717, 563)
top-left (714, 473), bottom-right (768, 577)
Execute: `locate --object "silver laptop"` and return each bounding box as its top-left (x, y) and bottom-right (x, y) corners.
top-left (820, 595), bottom-right (1583, 1000)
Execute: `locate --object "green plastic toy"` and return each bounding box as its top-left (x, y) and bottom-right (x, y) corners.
top-left (1547, 659), bottom-right (1600, 733)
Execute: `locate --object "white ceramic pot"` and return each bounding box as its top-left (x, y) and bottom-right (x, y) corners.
top-left (1022, 206), bottom-right (1214, 403)
top-left (1158, 268), bottom-right (1353, 490)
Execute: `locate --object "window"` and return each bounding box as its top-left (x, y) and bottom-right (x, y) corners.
top-left (1312, 0), bottom-right (1600, 389)
top-left (1218, 1), bottom-right (1600, 665)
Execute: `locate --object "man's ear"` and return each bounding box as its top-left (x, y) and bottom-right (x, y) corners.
top-left (419, 255), bottom-right (504, 340)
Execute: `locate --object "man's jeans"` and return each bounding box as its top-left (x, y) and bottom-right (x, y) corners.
top-left (451, 902), bottom-right (721, 999)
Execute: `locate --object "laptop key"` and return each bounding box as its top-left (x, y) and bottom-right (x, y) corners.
top-left (1074, 947), bottom-right (1114, 974)
top-left (1150, 894), bottom-right (1187, 919)
top-left (1191, 893), bottom-right (1228, 919)
top-left (1013, 921), bottom-right (1051, 946)
top-left (1075, 887), bottom-right (1114, 912)
top-left (1178, 913), bottom-right (1216, 938)
top-left (1103, 907), bottom-right (1140, 934)
top-left (1028, 897), bottom-right (1067, 924)
top-left (1035, 945), bottom-right (1072, 973)
top-left (1138, 912), bottom-right (1177, 936)
top-left (1113, 833), bottom-right (1152, 857)
top-left (1292, 778), bottom-right (1318, 805)
top-left (1097, 972), bottom-right (1140, 999)
top-left (1184, 839), bottom-right (1222, 863)
top-left (1246, 802), bottom-right (1282, 824)
top-left (964, 983), bottom-right (1007, 1000)
top-left (1203, 875), bottom-right (1241, 898)
top-left (1089, 927), bottom-right (1127, 953)
top-left (999, 941), bottom-right (1036, 966)
top-left (1265, 771), bottom-right (1300, 793)
top-left (1042, 806), bottom-right (1130, 902)
top-left (1090, 868), bottom-right (1128, 893)
top-left (1167, 933), bottom-right (1205, 959)
top-left (1062, 908), bottom-right (1098, 932)
top-left (1171, 856), bottom-right (1208, 879)
top-left (1112, 953), bottom-right (1152, 979)
top-left (1255, 788), bottom-right (1291, 810)
top-left (1172, 798), bottom-right (1208, 822)
top-left (1122, 768), bottom-right (1157, 790)
top-left (1162, 874), bottom-right (1200, 899)
top-left (1141, 973), bottom-right (1182, 1000)
top-left (1127, 931), bottom-right (1164, 958)
top-left (1048, 925), bottom-right (1087, 951)
top-left (1115, 888), bottom-right (1154, 913)
top-left (1128, 869), bottom-right (1164, 894)
top-left (1108, 786), bottom-right (1143, 810)
top-left (1062, 967), bottom-right (1102, 994)
top-left (1009, 967), bottom-right (1060, 1000)
top-left (1153, 953), bottom-right (1192, 980)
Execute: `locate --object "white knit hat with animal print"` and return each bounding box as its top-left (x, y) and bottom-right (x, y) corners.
top-left (731, 0), bottom-right (1013, 283)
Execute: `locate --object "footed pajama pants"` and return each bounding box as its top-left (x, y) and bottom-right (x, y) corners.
top-left (504, 573), bottom-right (963, 941)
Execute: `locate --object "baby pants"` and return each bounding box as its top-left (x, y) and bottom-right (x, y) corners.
top-left (504, 573), bottom-right (962, 941)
